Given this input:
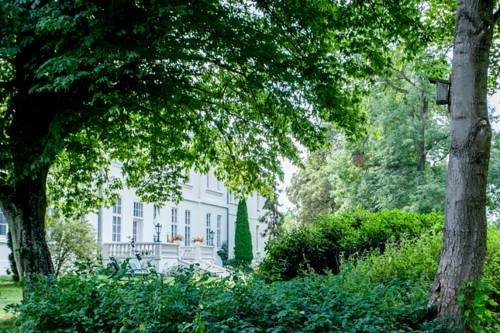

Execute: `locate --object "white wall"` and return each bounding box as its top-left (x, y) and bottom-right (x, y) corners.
top-left (0, 166), bottom-right (270, 275)
top-left (97, 165), bottom-right (267, 260)
top-left (0, 240), bottom-right (10, 275)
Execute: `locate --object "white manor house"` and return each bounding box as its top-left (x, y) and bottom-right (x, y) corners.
top-left (0, 163), bottom-right (269, 275)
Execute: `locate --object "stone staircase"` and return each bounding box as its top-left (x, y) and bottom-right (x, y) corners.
top-left (178, 259), bottom-right (231, 278)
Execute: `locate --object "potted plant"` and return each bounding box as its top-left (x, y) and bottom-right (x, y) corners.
top-left (192, 236), bottom-right (204, 245)
top-left (173, 234), bottom-right (184, 245)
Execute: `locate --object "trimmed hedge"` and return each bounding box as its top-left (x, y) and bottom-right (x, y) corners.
top-left (259, 209), bottom-right (443, 280)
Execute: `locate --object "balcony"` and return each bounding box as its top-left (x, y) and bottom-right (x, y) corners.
top-left (101, 242), bottom-right (222, 274)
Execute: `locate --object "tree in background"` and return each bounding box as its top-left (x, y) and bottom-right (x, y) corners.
top-left (234, 200), bottom-right (253, 265)
top-left (259, 183), bottom-right (284, 239)
top-left (46, 217), bottom-right (99, 276)
top-left (0, 0), bottom-right (424, 277)
top-left (288, 71), bottom-right (452, 222)
top-left (287, 149), bottom-right (337, 223)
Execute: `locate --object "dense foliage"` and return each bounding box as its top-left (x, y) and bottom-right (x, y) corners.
top-left (10, 228), bottom-right (499, 333)
top-left (234, 200), bottom-right (253, 265)
top-left (260, 210), bottom-right (443, 280)
top-left (0, 0), bottom-right (426, 218)
top-left (288, 72), bottom-right (452, 222)
top-left (6, 242), bottom-right (442, 332)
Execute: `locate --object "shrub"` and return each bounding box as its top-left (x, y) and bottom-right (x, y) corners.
top-left (234, 199), bottom-right (253, 265)
top-left (217, 241), bottom-right (229, 266)
top-left (456, 226), bottom-right (500, 332)
top-left (10, 266), bottom-right (449, 332)
top-left (260, 209), bottom-right (443, 280)
top-left (9, 224), bottom-right (498, 332)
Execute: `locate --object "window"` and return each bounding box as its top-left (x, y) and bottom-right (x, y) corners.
top-left (112, 216), bottom-right (121, 242)
top-left (132, 221), bottom-right (138, 243)
top-left (171, 207), bottom-right (178, 240)
top-left (216, 215), bottom-right (222, 248)
top-left (113, 198), bottom-right (121, 215)
top-left (184, 210), bottom-right (191, 246)
top-left (112, 199), bottom-right (121, 242)
top-left (0, 209), bottom-right (7, 236)
top-left (205, 213), bottom-right (212, 246)
top-left (133, 201), bottom-right (143, 218)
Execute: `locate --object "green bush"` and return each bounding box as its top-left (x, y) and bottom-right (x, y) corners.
top-left (10, 266), bottom-right (448, 332)
top-left (8, 224), bottom-right (499, 332)
top-left (456, 227), bottom-right (500, 332)
top-left (234, 199), bottom-right (253, 265)
top-left (260, 209), bottom-right (443, 280)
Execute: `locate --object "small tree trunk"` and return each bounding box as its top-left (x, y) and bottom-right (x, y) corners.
top-left (5, 168), bottom-right (54, 279)
top-left (417, 92), bottom-right (427, 174)
top-left (429, 0), bottom-right (494, 328)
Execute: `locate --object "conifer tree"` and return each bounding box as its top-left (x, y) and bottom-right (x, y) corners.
top-left (234, 199), bottom-right (253, 265)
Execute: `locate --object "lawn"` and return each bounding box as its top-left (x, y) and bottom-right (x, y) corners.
top-left (0, 276), bottom-right (21, 331)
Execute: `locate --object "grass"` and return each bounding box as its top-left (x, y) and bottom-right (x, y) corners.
top-left (0, 276), bottom-right (22, 331)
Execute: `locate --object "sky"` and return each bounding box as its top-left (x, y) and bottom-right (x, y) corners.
top-left (277, 91), bottom-right (500, 210)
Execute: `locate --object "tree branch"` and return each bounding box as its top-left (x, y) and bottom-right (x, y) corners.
top-left (426, 134), bottom-right (449, 151)
top-left (130, 104), bottom-right (176, 127)
top-left (396, 70), bottom-right (417, 87)
top-left (382, 77), bottom-right (409, 94)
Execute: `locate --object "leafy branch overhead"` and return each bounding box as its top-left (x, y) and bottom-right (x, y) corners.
top-left (0, 0), bottom-right (425, 216)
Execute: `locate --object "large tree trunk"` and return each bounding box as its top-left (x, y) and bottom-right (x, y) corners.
top-left (2, 168), bottom-right (54, 278)
top-left (429, 0), bottom-right (495, 328)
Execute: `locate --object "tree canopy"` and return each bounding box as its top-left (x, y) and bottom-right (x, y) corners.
top-left (0, 0), bottom-right (425, 218)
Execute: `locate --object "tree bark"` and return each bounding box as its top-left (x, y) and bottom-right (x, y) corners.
top-left (429, 0), bottom-right (495, 328)
top-left (417, 92), bottom-right (427, 174)
top-left (2, 169), bottom-right (54, 278)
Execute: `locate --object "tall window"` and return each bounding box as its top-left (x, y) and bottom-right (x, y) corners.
top-left (216, 215), bottom-right (222, 248)
top-left (0, 208), bottom-right (7, 236)
top-left (132, 221), bottom-right (138, 243)
top-left (133, 201), bottom-right (143, 218)
top-left (184, 210), bottom-right (191, 246)
top-left (153, 205), bottom-right (160, 220)
top-left (206, 213), bottom-right (212, 246)
top-left (112, 198), bottom-right (121, 242)
top-left (171, 207), bottom-right (178, 240)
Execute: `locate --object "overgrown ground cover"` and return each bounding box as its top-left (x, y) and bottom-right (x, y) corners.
top-left (0, 276), bottom-right (21, 331)
top-left (5, 227), bottom-right (499, 332)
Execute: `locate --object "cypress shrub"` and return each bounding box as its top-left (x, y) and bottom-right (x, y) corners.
top-left (234, 199), bottom-right (253, 265)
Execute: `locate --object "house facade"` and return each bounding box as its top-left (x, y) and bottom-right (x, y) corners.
top-left (0, 163), bottom-right (268, 275)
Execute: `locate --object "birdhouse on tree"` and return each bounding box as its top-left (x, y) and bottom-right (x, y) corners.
top-left (429, 77), bottom-right (450, 105)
